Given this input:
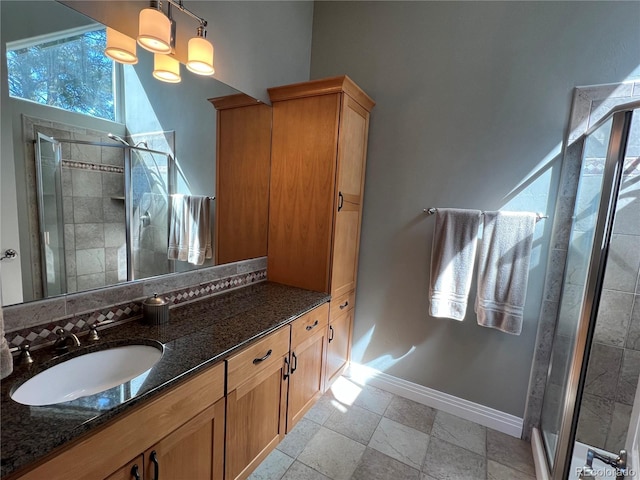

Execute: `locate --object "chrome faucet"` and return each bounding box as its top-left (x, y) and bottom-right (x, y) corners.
top-left (578, 449), bottom-right (626, 479)
top-left (53, 327), bottom-right (80, 353)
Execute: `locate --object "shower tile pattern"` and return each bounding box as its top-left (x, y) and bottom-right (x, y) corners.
top-left (22, 116), bottom-right (126, 298)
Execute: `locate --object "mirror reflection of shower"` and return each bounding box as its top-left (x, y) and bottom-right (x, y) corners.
top-left (33, 131), bottom-right (177, 295)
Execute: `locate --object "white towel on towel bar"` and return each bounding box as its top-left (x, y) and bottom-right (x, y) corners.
top-left (168, 195), bottom-right (212, 265)
top-left (429, 208), bottom-right (482, 320)
top-left (475, 211), bottom-right (537, 335)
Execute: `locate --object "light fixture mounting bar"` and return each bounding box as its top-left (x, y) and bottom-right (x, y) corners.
top-left (166, 0), bottom-right (207, 27)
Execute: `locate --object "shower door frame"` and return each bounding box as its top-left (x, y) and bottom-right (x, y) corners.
top-left (548, 106), bottom-right (635, 479)
top-left (32, 136), bottom-right (175, 294)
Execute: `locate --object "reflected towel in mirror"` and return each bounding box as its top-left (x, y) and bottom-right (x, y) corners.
top-left (168, 195), bottom-right (212, 265)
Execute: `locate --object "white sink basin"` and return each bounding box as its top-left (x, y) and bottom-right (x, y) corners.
top-left (11, 344), bottom-right (163, 406)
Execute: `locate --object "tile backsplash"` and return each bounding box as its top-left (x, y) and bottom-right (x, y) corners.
top-left (4, 257), bottom-right (267, 350)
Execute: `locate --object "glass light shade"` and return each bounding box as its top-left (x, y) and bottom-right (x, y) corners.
top-left (153, 54), bottom-right (181, 83)
top-left (187, 36), bottom-right (214, 75)
top-left (137, 7), bottom-right (172, 54)
top-left (105, 28), bottom-right (138, 64)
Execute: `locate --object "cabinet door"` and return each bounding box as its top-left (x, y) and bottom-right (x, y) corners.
top-left (331, 95), bottom-right (370, 298)
top-left (215, 101), bottom-right (272, 264)
top-left (144, 398), bottom-right (225, 480)
top-left (105, 456), bottom-right (143, 480)
top-left (226, 357), bottom-right (289, 480)
top-left (287, 328), bottom-right (327, 432)
top-left (268, 93), bottom-right (341, 293)
top-left (325, 309), bottom-right (354, 389)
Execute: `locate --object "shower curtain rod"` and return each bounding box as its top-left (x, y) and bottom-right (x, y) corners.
top-left (422, 207), bottom-right (548, 221)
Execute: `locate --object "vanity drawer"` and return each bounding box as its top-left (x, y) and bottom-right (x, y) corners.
top-left (227, 326), bottom-right (290, 392)
top-left (291, 303), bottom-right (329, 347)
top-left (330, 290), bottom-right (355, 323)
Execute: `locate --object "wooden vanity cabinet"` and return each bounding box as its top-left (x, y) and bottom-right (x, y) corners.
top-left (225, 326), bottom-right (291, 480)
top-left (286, 303), bottom-right (330, 432)
top-left (12, 362), bottom-right (225, 480)
top-left (267, 77), bottom-right (374, 391)
top-left (326, 296), bottom-right (355, 387)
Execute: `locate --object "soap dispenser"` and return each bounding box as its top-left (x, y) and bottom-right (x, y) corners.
top-left (143, 293), bottom-right (169, 325)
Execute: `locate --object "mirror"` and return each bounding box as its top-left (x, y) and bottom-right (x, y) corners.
top-left (0, 0), bottom-right (268, 306)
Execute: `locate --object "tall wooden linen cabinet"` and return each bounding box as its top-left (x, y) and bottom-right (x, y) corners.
top-left (268, 76), bottom-right (375, 388)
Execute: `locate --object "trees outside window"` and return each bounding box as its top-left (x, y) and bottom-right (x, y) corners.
top-left (7, 28), bottom-right (115, 121)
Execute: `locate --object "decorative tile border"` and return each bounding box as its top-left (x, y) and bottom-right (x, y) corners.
top-left (62, 159), bottom-right (124, 174)
top-left (5, 268), bottom-right (267, 350)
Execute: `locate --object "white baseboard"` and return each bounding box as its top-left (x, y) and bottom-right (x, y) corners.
top-left (531, 427), bottom-right (551, 480)
top-left (346, 363), bottom-right (523, 438)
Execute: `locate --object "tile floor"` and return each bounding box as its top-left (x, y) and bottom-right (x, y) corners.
top-left (248, 376), bottom-right (536, 480)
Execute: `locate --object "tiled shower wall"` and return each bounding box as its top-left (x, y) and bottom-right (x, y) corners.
top-left (62, 147), bottom-right (127, 292)
top-left (23, 116), bottom-right (126, 297)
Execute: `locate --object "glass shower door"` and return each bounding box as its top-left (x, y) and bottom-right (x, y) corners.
top-left (540, 109), bottom-right (634, 479)
top-left (129, 148), bottom-right (173, 280)
top-left (35, 133), bottom-right (66, 297)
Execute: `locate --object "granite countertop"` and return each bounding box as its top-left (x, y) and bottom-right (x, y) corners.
top-left (0, 282), bottom-right (330, 478)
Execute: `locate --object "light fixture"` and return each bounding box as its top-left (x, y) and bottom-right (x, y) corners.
top-left (105, 28), bottom-right (138, 64)
top-left (104, 0), bottom-right (215, 82)
top-left (153, 54), bottom-right (181, 83)
top-left (137, 1), bottom-right (173, 54)
top-left (187, 25), bottom-right (214, 75)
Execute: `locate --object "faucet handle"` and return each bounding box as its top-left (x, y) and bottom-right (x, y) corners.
top-left (18, 344), bottom-right (34, 365)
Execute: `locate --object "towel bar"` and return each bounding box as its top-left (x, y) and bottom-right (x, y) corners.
top-left (423, 208), bottom-right (548, 221)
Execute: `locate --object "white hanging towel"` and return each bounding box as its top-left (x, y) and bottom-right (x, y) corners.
top-left (168, 195), bottom-right (212, 265)
top-left (475, 211), bottom-right (537, 335)
top-left (429, 208), bottom-right (482, 320)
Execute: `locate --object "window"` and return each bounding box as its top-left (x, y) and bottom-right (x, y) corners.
top-left (7, 26), bottom-right (116, 121)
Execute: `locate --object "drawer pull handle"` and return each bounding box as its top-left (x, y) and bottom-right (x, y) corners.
top-left (150, 450), bottom-right (160, 480)
top-left (283, 356), bottom-right (290, 380)
top-left (339, 301), bottom-right (349, 310)
top-left (291, 351), bottom-right (298, 374)
top-left (306, 320), bottom-right (319, 331)
top-left (253, 349), bottom-right (273, 364)
top-left (131, 464), bottom-right (140, 480)
top-left (328, 325), bottom-right (334, 343)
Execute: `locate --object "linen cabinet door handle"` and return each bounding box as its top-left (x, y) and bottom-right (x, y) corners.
top-left (306, 320), bottom-right (319, 331)
top-left (131, 464), bottom-right (141, 480)
top-left (328, 325), bottom-right (334, 343)
top-left (284, 356), bottom-right (290, 380)
top-left (338, 192), bottom-right (344, 212)
top-left (253, 349), bottom-right (272, 364)
top-left (291, 352), bottom-right (298, 374)
top-left (150, 450), bottom-right (160, 480)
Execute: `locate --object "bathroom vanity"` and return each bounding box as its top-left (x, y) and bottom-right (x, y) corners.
top-left (1, 283), bottom-right (330, 480)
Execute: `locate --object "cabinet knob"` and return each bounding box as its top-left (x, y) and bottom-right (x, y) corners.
top-left (131, 464), bottom-right (140, 480)
top-left (305, 320), bottom-right (319, 331)
top-left (291, 352), bottom-right (298, 374)
top-left (150, 450), bottom-right (160, 480)
top-left (283, 356), bottom-right (290, 380)
top-left (253, 349), bottom-right (273, 364)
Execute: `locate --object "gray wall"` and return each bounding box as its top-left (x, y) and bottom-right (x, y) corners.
top-left (310, 1), bottom-right (640, 416)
